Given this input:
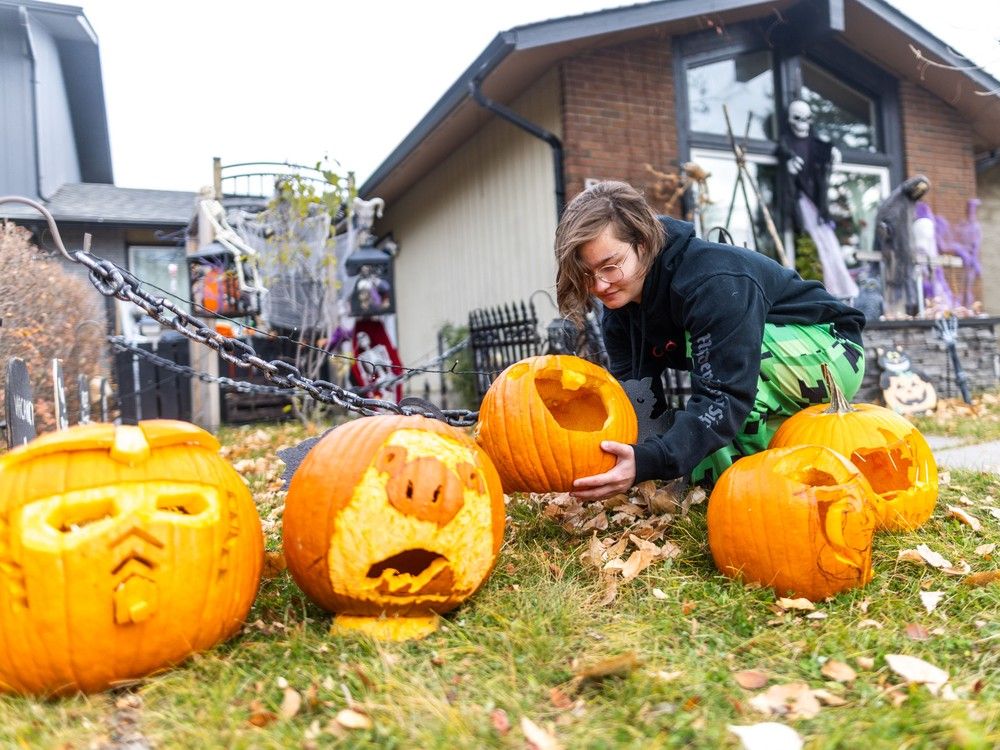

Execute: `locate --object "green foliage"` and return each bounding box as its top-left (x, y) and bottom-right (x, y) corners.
top-left (438, 322), bottom-right (478, 410)
top-left (794, 232), bottom-right (823, 282)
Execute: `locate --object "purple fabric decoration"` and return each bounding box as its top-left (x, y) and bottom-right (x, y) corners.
top-left (934, 199), bottom-right (982, 308)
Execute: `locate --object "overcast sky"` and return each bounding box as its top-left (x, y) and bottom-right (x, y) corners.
top-left (77, 0), bottom-right (1000, 193)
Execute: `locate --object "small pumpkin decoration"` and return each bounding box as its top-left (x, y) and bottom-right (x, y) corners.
top-left (0, 420), bottom-right (263, 696)
top-left (282, 415), bottom-right (505, 641)
top-left (769, 363), bottom-right (938, 530)
top-left (707, 445), bottom-right (878, 601)
top-left (473, 355), bottom-right (638, 493)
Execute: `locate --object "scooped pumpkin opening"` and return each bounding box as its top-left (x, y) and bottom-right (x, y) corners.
top-left (534, 375), bottom-right (608, 431)
top-left (48, 498), bottom-right (117, 533)
top-left (786, 467), bottom-right (840, 487)
top-left (850, 444), bottom-right (914, 495)
top-left (367, 549), bottom-right (447, 578)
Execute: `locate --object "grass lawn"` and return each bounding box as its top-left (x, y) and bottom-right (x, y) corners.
top-left (1, 400), bottom-right (998, 749)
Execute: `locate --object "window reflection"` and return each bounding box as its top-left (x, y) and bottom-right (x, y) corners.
top-left (129, 246), bottom-right (191, 316)
top-left (801, 61), bottom-right (877, 151)
top-left (827, 167), bottom-right (889, 263)
top-left (686, 50), bottom-right (776, 141)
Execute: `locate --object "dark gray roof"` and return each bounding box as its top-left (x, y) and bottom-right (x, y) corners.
top-left (360, 0), bottom-right (1000, 200)
top-left (0, 183), bottom-right (196, 225)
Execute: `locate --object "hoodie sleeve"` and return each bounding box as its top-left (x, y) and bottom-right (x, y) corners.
top-left (631, 272), bottom-right (768, 483)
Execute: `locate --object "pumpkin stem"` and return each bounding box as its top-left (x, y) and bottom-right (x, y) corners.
top-left (821, 363), bottom-right (855, 414)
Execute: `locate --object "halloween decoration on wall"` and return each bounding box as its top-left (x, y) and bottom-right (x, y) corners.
top-left (707, 444), bottom-right (878, 601)
top-left (282, 415), bottom-right (505, 641)
top-left (0, 420), bottom-right (263, 696)
top-left (351, 320), bottom-right (404, 402)
top-left (913, 202), bottom-right (955, 310)
top-left (778, 99), bottom-right (858, 300)
top-left (933, 198), bottom-right (983, 309)
top-left (769, 363), bottom-right (938, 531)
top-left (853, 272), bottom-right (884, 323)
top-left (474, 355), bottom-right (638, 493)
top-left (875, 175), bottom-right (931, 317)
top-left (876, 346), bottom-right (937, 417)
top-left (934, 315), bottom-right (972, 404)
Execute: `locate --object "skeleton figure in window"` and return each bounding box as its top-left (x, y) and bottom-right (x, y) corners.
top-left (874, 175), bottom-right (930, 318)
top-left (778, 99), bottom-right (859, 300)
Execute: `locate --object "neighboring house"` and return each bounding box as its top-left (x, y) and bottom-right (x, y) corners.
top-left (359, 0), bottom-right (1000, 395)
top-left (0, 0), bottom-right (195, 332)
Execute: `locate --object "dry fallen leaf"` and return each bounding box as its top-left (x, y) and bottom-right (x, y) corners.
top-left (733, 670), bottom-right (771, 690)
top-left (975, 543), bottom-right (996, 558)
top-left (728, 722), bottom-right (803, 750)
top-left (649, 669), bottom-right (684, 682)
top-left (247, 699), bottom-right (278, 728)
top-left (490, 708), bottom-right (511, 735)
top-left (898, 549), bottom-right (926, 565)
top-left (335, 708), bottom-right (373, 730)
top-left (776, 597), bottom-right (815, 612)
top-left (915, 544), bottom-right (952, 569)
top-left (262, 550), bottom-right (287, 579)
top-left (855, 656), bottom-right (875, 670)
top-left (904, 623), bottom-right (930, 641)
top-left (820, 660), bottom-right (856, 683)
top-left (278, 687), bottom-right (302, 719)
top-left (652, 588), bottom-right (668, 600)
top-left (885, 654), bottom-right (949, 692)
top-left (749, 682), bottom-right (822, 720)
top-left (947, 505), bottom-right (982, 532)
top-left (920, 591), bottom-right (944, 614)
top-left (962, 570), bottom-right (1000, 587)
top-left (942, 560), bottom-right (973, 576)
top-left (573, 652), bottom-right (640, 684)
top-left (521, 716), bottom-right (561, 750)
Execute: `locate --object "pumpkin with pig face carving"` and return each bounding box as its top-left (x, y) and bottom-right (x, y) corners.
top-left (282, 415), bottom-right (505, 641)
top-left (0, 420), bottom-right (263, 696)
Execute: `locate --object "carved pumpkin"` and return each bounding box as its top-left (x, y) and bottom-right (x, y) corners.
top-left (282, 415), bottom-right (505, 641)
top-left (769, 364), bottom-right (938, 530)
top-left (473, 355), bottom-right (638, 493)
top-left (707, 445), bottom-right (878, 601)
top-left (0, 420), bottom-right (263, 696)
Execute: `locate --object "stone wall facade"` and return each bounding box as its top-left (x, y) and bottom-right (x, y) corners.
top-left (858, 319), bottom-right (1000, 404)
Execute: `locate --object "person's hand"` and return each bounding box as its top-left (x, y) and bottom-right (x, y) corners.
top-left (571, 441), bottom-right (636, 500)
top-left (786, 155), bottom-right (804, 175)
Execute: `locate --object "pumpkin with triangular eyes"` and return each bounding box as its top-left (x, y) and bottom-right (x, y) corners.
top-left (707, 445), bottom-right (879, 601)
top-left (282, 415), bottom-right (505, 641)
top-left (0, 421), bottom-right (263, 696)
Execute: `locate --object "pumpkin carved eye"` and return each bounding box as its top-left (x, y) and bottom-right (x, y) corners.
top-left (156, 492), bottom-right (209, 516)
top-left (49, 498), bottom-right (117, 533)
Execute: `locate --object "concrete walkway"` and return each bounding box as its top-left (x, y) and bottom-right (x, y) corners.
top-left (927, 434), bottom-right (1000, 473)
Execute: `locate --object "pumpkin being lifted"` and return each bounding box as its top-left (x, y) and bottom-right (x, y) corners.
top-left (473, 355), bottom-right (638, 494)
top-left (769, 364), bottom-right (938, 531)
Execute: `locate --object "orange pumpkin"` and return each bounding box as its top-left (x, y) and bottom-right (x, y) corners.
top-left (769, 364), bottom-right (938, 530)
top-left (0, 420), bottom-right (263, 696)
top-left (282, 415), bottom-right (505, 640)
top-left (707, 445), bottom-right (878, 601)
top-left (473, 355), bottom-right (638, 493)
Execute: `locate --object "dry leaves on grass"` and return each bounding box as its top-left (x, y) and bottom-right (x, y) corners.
top-left (728, 722), bottom-right (803, 750)
top-left (521, 716), bottom-right (561, 750)
top-left (884, 654), bottom-right (949, 695)
top-left (747, 682), bottom-right (836, 719)
top-left (898, 545), bottom-right (972, 576)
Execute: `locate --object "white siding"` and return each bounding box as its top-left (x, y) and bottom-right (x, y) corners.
top-left (380, 70), bottom-right (562, 394)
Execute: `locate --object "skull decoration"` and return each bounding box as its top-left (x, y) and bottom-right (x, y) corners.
top-left (282, 415), bottom-right (505, 641)
top-left (707, 445), bottom-right (879, 601)
top-left (788, 99), bottom-right (813, 138)
top-left (0, 421), bottom-right (263, 696)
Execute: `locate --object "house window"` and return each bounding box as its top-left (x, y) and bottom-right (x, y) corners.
top-left (801, 60), bottom-right (878, 152)
top-left (129, 245), bottom-right (191, 315)
top-left (827, 165), bottom-right (890, 262)
top-left (691, 149), bottom-right (781, 260)
top-left (685, 50), bottom-right (776, 141)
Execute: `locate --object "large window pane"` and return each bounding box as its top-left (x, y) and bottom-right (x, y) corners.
top-left (129, 245), bottom-right (192, 316)
top-left (826, 166), bottom-right (889, 262)
top-left (687, 50), bottom-right (776, 141)
top-left (690, 150), bottom-right (781, 261)
top-left (801, 60), bottom-right (878, 151)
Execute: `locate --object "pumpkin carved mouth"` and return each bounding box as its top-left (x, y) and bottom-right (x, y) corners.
top-left (366, 549), bottom-right (455, 596)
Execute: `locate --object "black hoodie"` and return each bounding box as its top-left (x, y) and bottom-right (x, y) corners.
top-left (603, 217), bottom-right (866, 483)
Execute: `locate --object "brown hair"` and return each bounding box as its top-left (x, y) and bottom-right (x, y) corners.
top-left (554, 180), bottom-right (665, 325)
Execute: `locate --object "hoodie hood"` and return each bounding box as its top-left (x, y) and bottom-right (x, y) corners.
top-left (640, 217), bottom-right (696, 310)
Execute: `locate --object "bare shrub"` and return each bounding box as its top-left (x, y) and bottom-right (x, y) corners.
top-left (0, 221), bottom-right (112, 433)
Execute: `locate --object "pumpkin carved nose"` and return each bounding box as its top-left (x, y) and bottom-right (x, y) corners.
top-left (376, 447), bottom-right (466, 526)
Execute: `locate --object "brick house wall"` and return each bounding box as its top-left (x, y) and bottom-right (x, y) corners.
top-left (560, 38), bottom-right (678, 207)
top-left (899, 80), bottom-right (981, 305)
top-left (977, 163), bottom-right (1000, 313)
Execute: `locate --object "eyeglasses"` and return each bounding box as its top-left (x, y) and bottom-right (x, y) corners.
top-left (585, 255), bottom-right (628, 285)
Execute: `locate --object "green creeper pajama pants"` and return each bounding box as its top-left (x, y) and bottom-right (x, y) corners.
top-left (689, 322), bottom-right (866, 486)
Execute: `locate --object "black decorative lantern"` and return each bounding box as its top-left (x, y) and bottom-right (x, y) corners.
top-left (345, 244), bottom-right (395, 317)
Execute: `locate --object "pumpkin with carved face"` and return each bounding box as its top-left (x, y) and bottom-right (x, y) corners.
top-left (0, 420), bottom-right (263, 696)
top-left (769, 364), bottom-right (938, 530)
top-left (707, 445), bottom-right (879, 601)
top-left (474, 355), bottom-right (638, 493)
top-left (282, 415), bottom-right (505, 640)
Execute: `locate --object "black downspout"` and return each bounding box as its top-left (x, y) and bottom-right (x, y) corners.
top-left (469, 69), bottom-right (565, 220)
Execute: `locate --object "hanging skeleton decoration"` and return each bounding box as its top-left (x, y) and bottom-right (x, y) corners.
top-left (778, 100), bottom-right (858, 300)
top-left (874, 175), bottom-right (930, 318)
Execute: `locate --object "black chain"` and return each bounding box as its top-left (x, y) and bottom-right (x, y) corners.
top-left (2, 196), bottom-right (480, 427)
